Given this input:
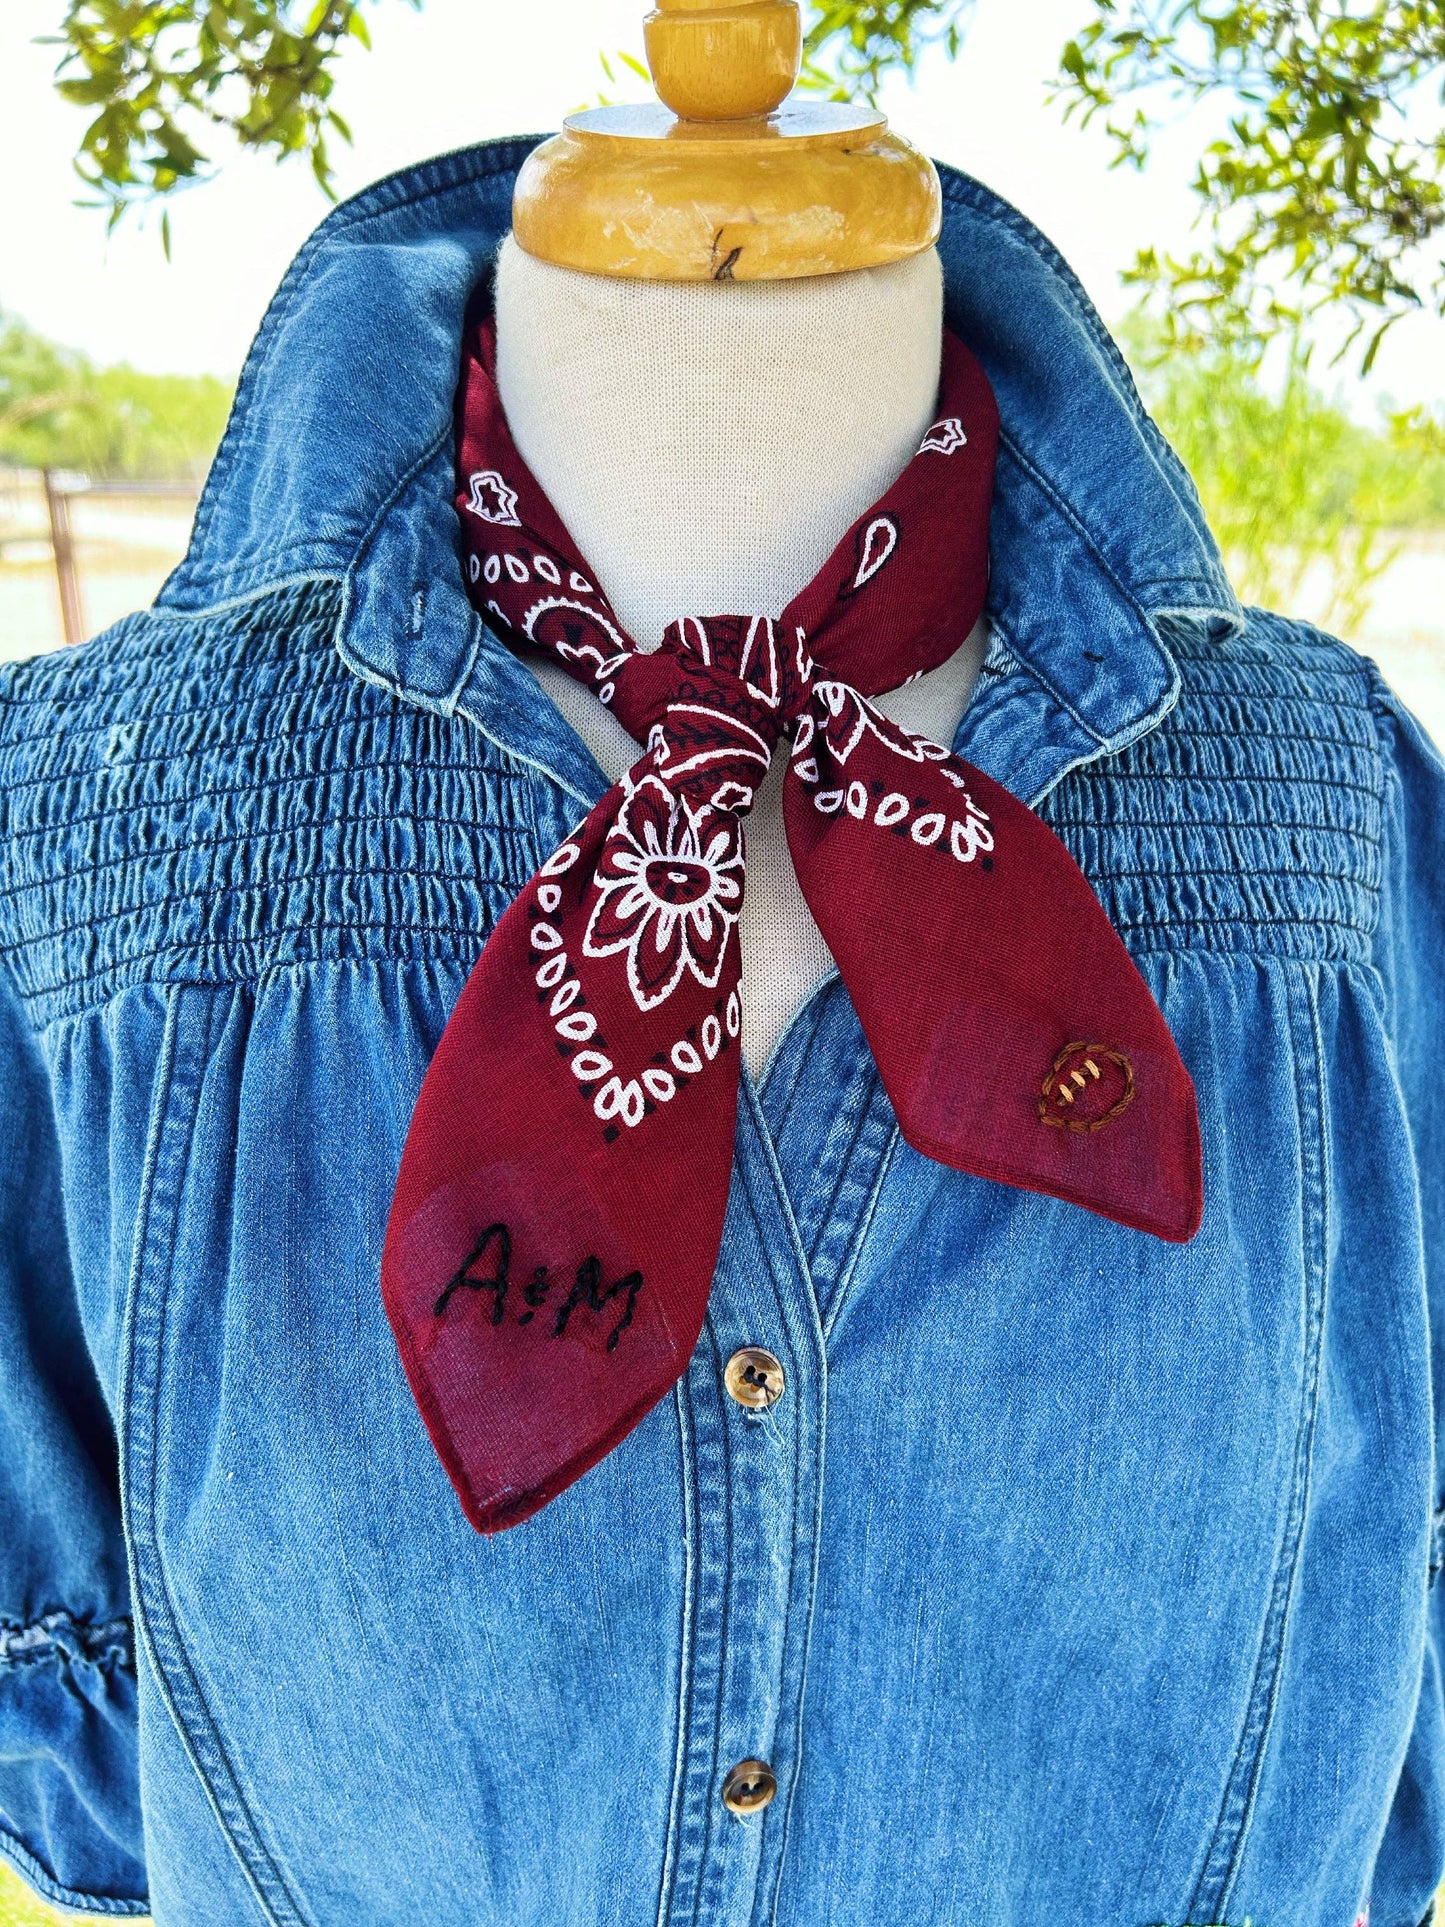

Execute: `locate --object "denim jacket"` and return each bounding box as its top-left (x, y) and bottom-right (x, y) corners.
top-left (2, 136), bottom-right (1444, 1927)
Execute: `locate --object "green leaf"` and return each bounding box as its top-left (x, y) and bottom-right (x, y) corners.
top-left (1051, 0), bottom-right (1445, 372)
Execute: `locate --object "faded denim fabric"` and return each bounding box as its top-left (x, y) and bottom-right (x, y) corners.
top-left (1, 137), bottom-right (1444, 1927)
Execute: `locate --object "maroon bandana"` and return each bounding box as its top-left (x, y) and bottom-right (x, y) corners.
top-left (382, 305), bottom-right (1203, 1534)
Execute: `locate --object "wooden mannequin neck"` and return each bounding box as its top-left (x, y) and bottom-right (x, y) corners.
top-left (492, 235), bottom-right (944, 648)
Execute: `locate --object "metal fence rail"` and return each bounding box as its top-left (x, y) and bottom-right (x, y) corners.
top-left (0, 466), bottom-right (200, 656)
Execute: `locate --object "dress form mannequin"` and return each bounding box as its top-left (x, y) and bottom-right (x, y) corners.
top-left (498, 0), bottom-right (985, 1072)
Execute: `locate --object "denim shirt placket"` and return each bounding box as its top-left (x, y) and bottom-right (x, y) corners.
top-left (333, 478), bottom-right (1211, 1926)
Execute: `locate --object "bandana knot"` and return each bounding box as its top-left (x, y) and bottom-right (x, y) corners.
top-left (636, 612), bottom-right (814, 814)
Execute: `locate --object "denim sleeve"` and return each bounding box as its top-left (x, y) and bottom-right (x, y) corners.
top-left (0, 967), bottom-right (147, 1916)
top-left (1369, 670), bottom-right (1445, 1910)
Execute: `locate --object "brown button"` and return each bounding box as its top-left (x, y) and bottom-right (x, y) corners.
top-left (1039, 1042), bottom-right (1136, 1134)
top-left (724, 1347), bottom-right (785, 1410)
top-left (722, 1758), bottom-right (777, 1814)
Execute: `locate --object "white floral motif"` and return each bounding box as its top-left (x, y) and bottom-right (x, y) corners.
top-left (849, 515), bottom-right (899, 591)
top-left (797, 684), bottom-right (994, 850)
top-left (920, 417), bottom-right (968, 456)
top-left (584, 776), bottom-right (743, 1011)
top-left (464, 469), bottom-right (521, 525)
top-left (523, 596), bottom-right (631, 681)
top-left (648, 703), bottom-right (772, 805)
top-left (812, 680), bottom-right (951, 770)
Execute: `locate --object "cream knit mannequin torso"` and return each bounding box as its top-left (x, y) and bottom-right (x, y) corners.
top-left (493, 235), bottom-right (987, 1074)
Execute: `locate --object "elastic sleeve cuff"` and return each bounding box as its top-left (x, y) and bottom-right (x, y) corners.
top-left (0, 1610), bottom-right (149, 1916)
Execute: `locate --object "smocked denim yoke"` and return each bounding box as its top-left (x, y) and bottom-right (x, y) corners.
top-left (2, 138), bottom-right (1445, 1927)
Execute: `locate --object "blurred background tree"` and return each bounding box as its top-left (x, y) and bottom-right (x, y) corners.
top-left (1123, 309), bottom-right (1445, 631)
top-left (1057, 4), bottom-right (1445, 372)
top-left (0, 309), bottom-right (233, 478)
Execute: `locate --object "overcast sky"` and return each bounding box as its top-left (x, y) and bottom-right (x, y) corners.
top-left (4, 0), bottom-right (1444, 414)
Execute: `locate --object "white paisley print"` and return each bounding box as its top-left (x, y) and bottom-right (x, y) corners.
top-left (583, 775), bottom-right (744, 1012)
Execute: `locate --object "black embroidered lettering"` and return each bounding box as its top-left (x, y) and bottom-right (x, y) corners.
top-left (606, 1271), bottom-right (645, 1352)
top-left (517, 1264), bottom-right (552, 1325)
top-left (434, 1225), bottom-right (644, 1350)
top-left (434, 1222), bottom-right (511, 1322)
top-left (554, 1254), bottom-right (646, 1350)
top-left (553, 1254), bottom-right (600, 1338)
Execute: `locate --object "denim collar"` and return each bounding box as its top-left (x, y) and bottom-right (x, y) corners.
top-left (158, 136), bottom-right (1242, 809)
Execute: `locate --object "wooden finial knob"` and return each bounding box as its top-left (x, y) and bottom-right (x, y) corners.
top-left (644, 0), bottom-right (801, 121)
top-left (511, 0), bottom-right (941, 281)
